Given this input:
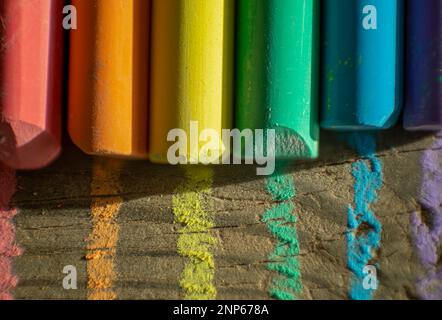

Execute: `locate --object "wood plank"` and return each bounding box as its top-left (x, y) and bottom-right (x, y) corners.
top-left (11, 129), bottom-right (436, 300)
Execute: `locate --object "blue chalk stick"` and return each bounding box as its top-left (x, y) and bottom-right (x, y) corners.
top-left (321, 0), bottom-right (404, 131)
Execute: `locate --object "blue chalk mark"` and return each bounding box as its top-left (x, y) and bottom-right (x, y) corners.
top-left (344, 133), bottom-right (383, 300)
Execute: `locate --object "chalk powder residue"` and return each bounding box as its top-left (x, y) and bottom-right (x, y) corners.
top-left (263, 164), bottom-right (302, 300)
top-left (173, 166), bottom-right (217, 300)
top-left (0, 164), bottom-right (22, 300)
top-left (86, 158), bottom-right (123, 300)
top-left (345, 133), bottom-right (383, 300)
top-left (411, 132), bottom-right (442, 299)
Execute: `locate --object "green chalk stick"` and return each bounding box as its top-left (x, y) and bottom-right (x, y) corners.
top-left (236, 0), bottom-right (320, 159)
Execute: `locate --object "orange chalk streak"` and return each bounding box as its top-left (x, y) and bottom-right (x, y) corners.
top-left (86, 158), bottom-right (123, 300)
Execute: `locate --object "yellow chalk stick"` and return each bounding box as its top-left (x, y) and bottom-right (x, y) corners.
top-left (69, 0), bottom-right (149, 158)
top-left (150, 0), bottom-right (234, 164)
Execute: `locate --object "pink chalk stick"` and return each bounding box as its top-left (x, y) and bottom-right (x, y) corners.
top-left (0, 0), bottom-right (63, 170)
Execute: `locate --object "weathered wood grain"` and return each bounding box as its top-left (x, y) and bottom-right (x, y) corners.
top-left (11, 128), bottom-right (437, 300)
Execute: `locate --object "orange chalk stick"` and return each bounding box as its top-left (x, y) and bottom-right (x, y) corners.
top-left (0, 0), bottom-right (63, 170)
top-left (68, 0), bottom-right (149, 158)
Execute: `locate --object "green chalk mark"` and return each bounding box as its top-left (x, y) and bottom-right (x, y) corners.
top-left (263, 165), bottom-right (302, 300)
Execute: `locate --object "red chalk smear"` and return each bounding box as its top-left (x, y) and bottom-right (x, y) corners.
top-left (0, 163), bottom-right (22, 300)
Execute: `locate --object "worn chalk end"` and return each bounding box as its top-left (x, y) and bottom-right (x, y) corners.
top-left (0, 120), bottom-right (60, 170)
top-left (251, 126), bottom-right (319, 161)
top-left (69, 129), bottom-right (148, 160)
top-left (322, 123), bottom-right (390, 131)
top-left (240, 126), bottom-right (319, 161)
top-left (404, 124), bottom-right (442, 132)
top-left (274, 127), bottom-right (318, 160)
top-left (149, 152), bottom-right (169, 164)
top-left (322, 112), bottom-right (400, 131)
top-left (150, 147), bottom-right (227, 165)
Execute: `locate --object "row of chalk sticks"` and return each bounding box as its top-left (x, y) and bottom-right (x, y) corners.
top-left (0, 0), bottom-right (441, 170)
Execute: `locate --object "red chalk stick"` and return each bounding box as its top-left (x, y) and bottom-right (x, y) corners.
top-left (0, 0), bottom-right (63, 170)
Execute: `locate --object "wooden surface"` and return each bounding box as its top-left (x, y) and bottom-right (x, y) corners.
top-left (11, 128), bottom-right (438, 300)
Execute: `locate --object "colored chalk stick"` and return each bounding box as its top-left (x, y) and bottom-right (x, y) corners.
top-left (69, 0), bottom-right (149, 158)
top-left (321, 0), bottom-right (404, 130)
top-left (236, 0), bottom-right (320, 159)
top-left (404, 0), bottom-right (442, 131)
top-left (150, 0), bottom-right (234, 164)
top-left (0, 0), bottom-right (63, 170)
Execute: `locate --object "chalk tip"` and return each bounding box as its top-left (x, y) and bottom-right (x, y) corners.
top-left (149, 151), bottom-right (227, 165)
top-left (69, 127), bottom-right (148, 160)
top-left (321, 124), bottom-right (391, 132)
top-left (76, 147), bottom-right (149, 161)
top-left (321, 112), bottom-right (402, 131)
top-left (0, 120), bottom-right (60, 170)
top-left (71, 139), bottom-right (148, 160)
top-left (272, 127), bottom-right (318, 160)
top-left (149, 153), bottom-right (169, 164)
top-left (404, 124), bottom-right (442, 132)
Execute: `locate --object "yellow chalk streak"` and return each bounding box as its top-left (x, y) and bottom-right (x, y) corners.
top-left (87, 158), bottom-right (123, 300)
top-left (173, 166), bottom-right (217, 300)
